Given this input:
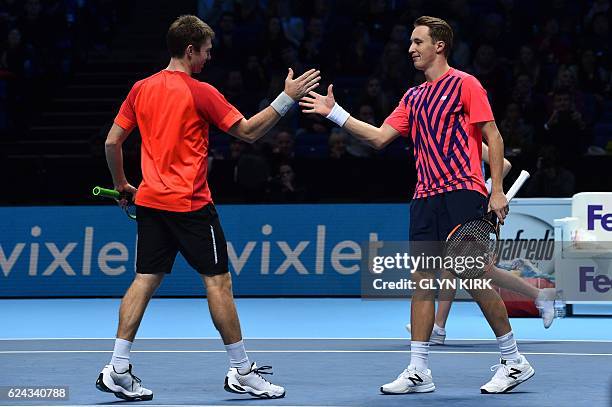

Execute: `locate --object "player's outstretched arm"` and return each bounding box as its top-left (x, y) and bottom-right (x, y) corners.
top-left (104, 123), bottom-right (137, 201)
top-left (300, 84), bottom-right (400, 150)
top-left (228, 68), bottom-right (320, 143)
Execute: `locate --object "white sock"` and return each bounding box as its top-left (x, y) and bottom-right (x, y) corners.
top-left (433, 323), bottom-right (446, 335)
top-left (409, 341), bottom-right (429, 372)
top-left (225, 340), bottom-right (251, 374)
top-left (497, 331), bottom-right (520, 362)
top-left (537, 288), bottom-right (556, 301)
top-left (110, 338), bottom-right (132, 372)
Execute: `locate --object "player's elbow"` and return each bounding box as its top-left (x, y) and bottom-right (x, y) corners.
top-left (240, 128), bottom-right (258, 144)
top-left (504, 159), bottom-right (512, 171)
top-left (231, 119), bottom-right (258, 143)
top-left (372, 140), bottom-right (386, 150)
top-left (104, 137), bottom-right (121, 149)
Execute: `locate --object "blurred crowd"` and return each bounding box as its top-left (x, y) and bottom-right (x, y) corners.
top-left (195, 0), bottom-right (611, 200)
top-left (2, 0), bottom-right (611, 202)
top-left (0, 0), bottom-right (129, 133)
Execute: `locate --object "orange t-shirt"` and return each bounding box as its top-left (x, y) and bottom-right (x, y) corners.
top-left (114, 70), bottom-right (243, 212)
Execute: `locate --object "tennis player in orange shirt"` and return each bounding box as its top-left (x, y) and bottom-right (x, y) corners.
top-left (95, 15), bottom-right (319, 401)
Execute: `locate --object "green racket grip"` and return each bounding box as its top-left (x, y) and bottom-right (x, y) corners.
top-left (92, 186), bottom-right (121, 199)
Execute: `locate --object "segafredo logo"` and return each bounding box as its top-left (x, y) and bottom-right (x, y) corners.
top-left (495, 229), bottom-right (555, 261)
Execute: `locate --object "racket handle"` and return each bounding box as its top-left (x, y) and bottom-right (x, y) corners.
top-left (505, 170), bottom-right (530, 202)
top-left (92, 186), bottom-right (121, 199)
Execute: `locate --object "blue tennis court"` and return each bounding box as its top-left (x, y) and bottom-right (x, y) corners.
top-left (1, 299), bottom-right (610, 407)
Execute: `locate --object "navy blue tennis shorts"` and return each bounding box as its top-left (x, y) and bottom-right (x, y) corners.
top-left (409, 189), bottom-right (488, 242)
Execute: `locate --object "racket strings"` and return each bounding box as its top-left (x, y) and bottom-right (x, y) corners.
top-left (446, 219), bottom-right (497, 279)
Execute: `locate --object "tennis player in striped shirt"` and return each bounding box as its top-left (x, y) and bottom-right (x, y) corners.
top-left (301, 16), bottom-right (535, 394)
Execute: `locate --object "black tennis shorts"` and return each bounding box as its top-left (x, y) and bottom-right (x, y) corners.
top-left (135, 204), bottom-right (229, 275)
top-left (409, 189), bottom-right (487, 242)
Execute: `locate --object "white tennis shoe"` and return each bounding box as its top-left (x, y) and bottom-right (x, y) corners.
top-left (96, 364), bottom-right (153, 401)
top-left (224, 362), bottom-right (285, 399)
top-left (535, 288), bottom-right (557, 328)
top-left (480, 355), bottom-right (535, 393)
top-left (380, 365), bottom-right (436, 394)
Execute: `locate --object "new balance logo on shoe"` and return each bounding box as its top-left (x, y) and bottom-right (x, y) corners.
top-left (409, 374), bottom-right (424, 386)
top-left (508, 368), bottom-right (522, 380)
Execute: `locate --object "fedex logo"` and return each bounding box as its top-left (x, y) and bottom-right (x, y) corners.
top-left (587, 205), bottom-right (612, 231)
top-left (579, 266), bottom-right (612, 293)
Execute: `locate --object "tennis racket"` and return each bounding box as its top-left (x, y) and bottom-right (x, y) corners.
top-left (445, 170), bottom-right (531, 279)
top-left (92, 186), bottom-right (136, 220)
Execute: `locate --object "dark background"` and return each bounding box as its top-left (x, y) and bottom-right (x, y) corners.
top-left (1, 0), bottom-right (610, 205)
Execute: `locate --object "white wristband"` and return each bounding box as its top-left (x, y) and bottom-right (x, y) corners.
top-left (270, 91), bottom-right (295, 116)
top-left (326, 102), bottom-right (350, 127)
top-left (485, 177), bottom-right (493, 194)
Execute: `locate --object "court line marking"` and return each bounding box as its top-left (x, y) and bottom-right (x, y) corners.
top-left (0, 350), bottom-right (609, 356)
top-left (0, 405), bottom-right (340, 407)
top-left (1, 337), bottom-right (612, 342)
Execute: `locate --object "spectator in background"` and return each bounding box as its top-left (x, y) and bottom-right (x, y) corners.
top-left (223, 70), bottom-right (245, 106)
top-left (229, 138), bottom-right (247, 160)
top-left (259, 16), bottom-right (290, 72)
top-left (358, 0), bottom-right (393, 43)
top-left (448, 0), bottom-right (475, 31)
top-left (223, 69), bottom-right (259, 116)
top-left (525, 145), bottom-right (575, 197)
top-left (388, 23), bottom-right (409, 49)
top-left (1, 28), bottom-right (26, 75)
top-left (0, 0), bottom-right (20, 32)
top-left (511, 73), bottom-right (545, 125)
top-left (534, 16), bottom-right (571, 64)
top-left (268, 129), bottom-right (296, 172)
top-left (449, 20), bottom-right (470, 69)
top-left (339, 23), bottom-right (371, 76)
top-left (346, 104), bottom-right (377, 157)
top-left (280, 44), bottom-right (305, 75)
top-left (584, 0), bottom-right (610, 27)
top-left (328, 129), bottom-right (350, 159)
top-left (584, 12), bottom-right (610, 66)
top-left (212, 12), bottom-right (241, 67)
top-left (235, 142), bottom-right (270, 203)
top-left (376, 41), bottom-right (411, 99)
top-left (242, 54), bottom-right (267, 94)
top-left (552, 65), bottom-right (597, 125)
top-left (577, 49), bottom-right (610, 96)
top-left (197, 0), bottom-right (230, 27)
top-left (19, 0), bottom-right (48, 49)
top-left (300, 17), bottom-right (325, 66)
top-left (358, 76), bottom-right (391, 122)
top-left (469, 44), bottom-right (508, 112)
top-left (267, 163), bottom-right (307, 202)
top-left (499, 102), bottom-right (534, 156)
top-left (479, 13), bottom-right (509, 56)
top-left (543, 90), bottom-right (588, 161)
top-left (273, 0), bottom-right (306, 47)
top-left (513, 45), bottom-right (541, 89)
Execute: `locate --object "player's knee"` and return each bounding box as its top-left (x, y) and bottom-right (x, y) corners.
top-left (203, 271), bottom-right (233, 294)
top-left (133, 273), bottom-right (164, 292)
